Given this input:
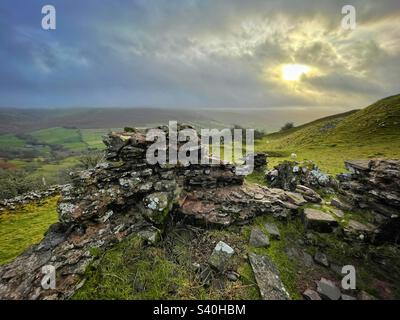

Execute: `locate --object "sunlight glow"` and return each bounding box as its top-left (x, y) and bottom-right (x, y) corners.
top-left (282, 64), bottom-right (311, 81)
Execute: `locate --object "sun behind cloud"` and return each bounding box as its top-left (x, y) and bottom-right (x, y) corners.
top-left (282, 64), bottom-right (311, 81)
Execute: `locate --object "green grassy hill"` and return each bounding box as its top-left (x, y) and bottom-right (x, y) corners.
top-left (256, 94), bottom-right (400, 174)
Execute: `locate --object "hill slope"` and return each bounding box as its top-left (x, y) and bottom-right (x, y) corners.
top-left (256, 94), bottom-right (400, 174)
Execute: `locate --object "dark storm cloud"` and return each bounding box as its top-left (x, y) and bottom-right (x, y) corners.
top-left (0, 0), bottom-right (399, 108)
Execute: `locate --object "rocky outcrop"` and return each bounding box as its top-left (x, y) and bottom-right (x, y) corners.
top-left (338, 159), bottom-right (400, 243)
top-left (0, 126), bottom-right (308, 300)
top-left (266, 161), bottom-right (336, 193)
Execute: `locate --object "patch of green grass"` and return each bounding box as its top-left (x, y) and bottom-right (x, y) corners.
top-left (245, 170), bottom-right (266, 185)
top-left (257, 95), bottom-right (400, 174)
top-left (73, 236), bottom-right (191, 300)
top-left (243, 216), bottom-right (304, 300)
top-left (0, 196), bottom-right (59, 265)
top-left (28, 156), bottom-right (80, 181)
top-left (74, 226), bottom-right (264, 300)
top-left (80, 129), bottom-right (109, 150)
top-left (31, 127), bottom-right (87, 151)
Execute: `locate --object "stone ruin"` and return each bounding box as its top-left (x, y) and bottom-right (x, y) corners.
top-left (338, 159), bottom-right (400, 243)
top-left (265, 160), bottom-right (337, 192)
top-left (0, 126), bottom-right (304, 300)
top-left (1, 123), bottom-right (399, 300)
top-left (265, 159), bottom-right (400, 244)
top-left (0, 186), bottom-right (62, 212)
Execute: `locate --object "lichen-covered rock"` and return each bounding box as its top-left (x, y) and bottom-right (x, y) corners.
top-left (338, 159), bottom-right (400, 243)
top-left (264, 223), bottom-right (281, 240)
top-left (178, 184), bottom-right (297, 226)
top-left (249, 227), bottom-right (270, 248)
top-left (265, 161), bottom-right (336, 192)
top-left (317, 278), bottom-right (341, 300)
top-left (249, 253), bottom-right (290, 300)
top-left (142, 192), bottom-right (175, 225)
top-left (208, 241), bottom-right (235, 272)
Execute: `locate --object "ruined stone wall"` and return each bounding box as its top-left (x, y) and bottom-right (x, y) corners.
top-left (0, 127), bottom-right (294, 299)
top-left (338, 159), bottom-right (400, 243)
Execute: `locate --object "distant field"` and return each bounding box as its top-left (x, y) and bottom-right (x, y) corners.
top-left (81, 128), bottom-right (111, 150)
top-left (0, 134), bottom-right (25, 150)
top-left (28, 156), bottom-right (81, 181)
top-left (31, 127), bottom-right (87, 151)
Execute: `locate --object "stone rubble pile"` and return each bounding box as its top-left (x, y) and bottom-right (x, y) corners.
top-left (0, 186), bottom-right (62, 212)
top-left (338, 159), bottom-right (400, 243)
top-left (266, 161), bottom-right (337, 192)
top-left (0, 126), bottom-right (307, 300)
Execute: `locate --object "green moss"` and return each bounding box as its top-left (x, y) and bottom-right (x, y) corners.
top-left (73, 236), bottom-right (190, 300)
top-left (237, 262), bottom-right (261, 300)
top-left (0, 196), bottom-right (59, 265)
top-left (242, 216), bottom-right (305, 300)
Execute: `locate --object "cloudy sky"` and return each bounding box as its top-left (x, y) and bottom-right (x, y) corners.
top-left (0, 0), bottom-right (399, 112)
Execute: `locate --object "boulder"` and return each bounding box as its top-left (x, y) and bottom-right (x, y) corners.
top-left (208, 241), bottom-right (235, 272)
top-left (142, 192), bottom-right (174, 225)
top-left (317, 278), bottom-right (341, 300)
top-left (303, 208), bottom-right (338, 233)
top-left (303, 289), bottom-right (322, 300)
top-left (249, 253), bottom-right (290, 300)
top-left (249, 227), bottom-right (270, 248)
top-left (330, 198), bottom-right (352, 211)
top-left (295, 185), bottom-right (322, 203)
top-left (264, 223), bottom-right (281, 240)
top-left (285, 192), bottom-right (307, 206)
top-left (137, 227), bottom-right (161, 245)
top-left (265, 161), bottom-right (336, 191)
top-left (344, 220), bottom-right (376, 241)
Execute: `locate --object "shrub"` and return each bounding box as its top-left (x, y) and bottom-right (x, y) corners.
top-left (280, 122), bottom-right (295, 131)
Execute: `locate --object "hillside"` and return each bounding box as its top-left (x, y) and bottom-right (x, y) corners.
top-left (256, 94), bottom-right (400, 174)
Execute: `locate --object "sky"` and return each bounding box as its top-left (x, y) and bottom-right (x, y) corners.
top-left (0, 0), bottom-right (399, 111)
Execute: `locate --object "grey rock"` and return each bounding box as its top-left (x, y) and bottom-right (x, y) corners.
top-left (285, 192), bottom-right (307, 206)
top-left (330, 198), bottom-right (352, 211)
top-left (264, 223), bottom-right (281, 240)
top-left (303, 208), bottom-right (338, 233)
top-left (314, 252), bottom-right (329, 267)
top-left (302, 251), bottom-right (313, 267)
top-left (341, 294), bottom-right (357, 300)
top-left (303, 289), bottom-right (322, 300)
top-left (330, 208), bottom-right (345, 218)
top-left (249, 227), bottom-right (270, 248)
top-left (317, 278), bottom-right (341, 300)
top-left (249, 253), bottom-right (290, 300)
top-left (137, 227), bottom-right (161, 245)
top-left (209, 241), bottom-right (235, 272)
top-left (226, 271), bottom-right (240, 282)
top-left (296, 185), bottom-right (322, 203)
